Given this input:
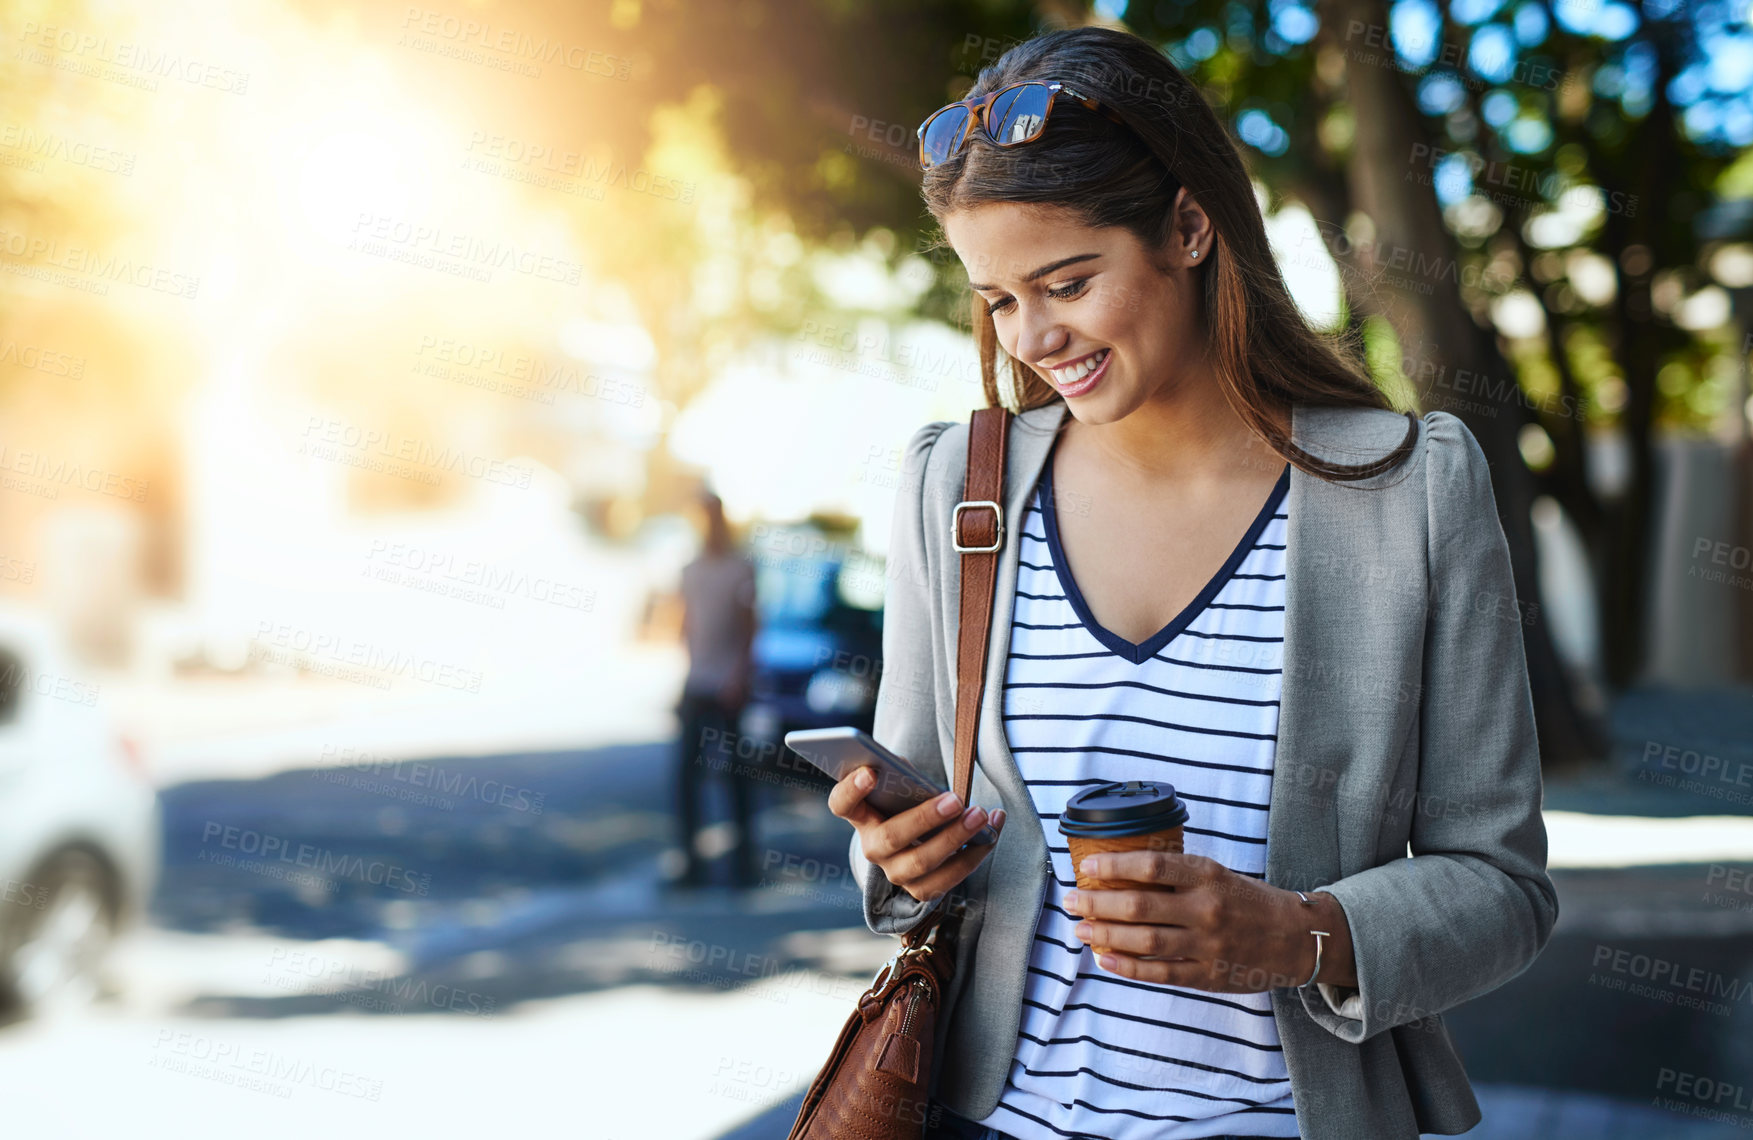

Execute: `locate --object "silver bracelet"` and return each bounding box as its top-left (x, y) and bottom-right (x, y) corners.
top-left (1294, 891), bottom-right (1331, 989)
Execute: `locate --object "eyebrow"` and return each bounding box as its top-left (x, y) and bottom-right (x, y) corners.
top-left (967, 252), bottom-right (1102, 292)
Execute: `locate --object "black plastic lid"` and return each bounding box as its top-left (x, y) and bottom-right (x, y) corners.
top-left (1057, 779), bottom-right (1189, 837)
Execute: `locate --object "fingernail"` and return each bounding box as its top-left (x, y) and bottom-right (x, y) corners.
top-left (937, 792), bottom-right (960, 817)
top-left (992, 809), bottom-right (1006, 827)
top-left (1079, 856), bottom-right (1097, 876)
top-left (1075, 923), bottom-right (1093, 940)
top-left (856, 769), bottom-right (873, 790)
top-left (1098, 954), bottom-right (1117, 970)
top-left (1063, 890), bottom-right (1079, 911)
top-left (962, 806), bottom-right (986, 829)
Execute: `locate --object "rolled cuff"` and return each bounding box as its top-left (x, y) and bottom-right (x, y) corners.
top-left (1315, 981), bottom-right (1365, 1020)
top-left (852, 829), bottom-right (942, 936)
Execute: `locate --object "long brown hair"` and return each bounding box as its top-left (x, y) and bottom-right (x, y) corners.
top-left (920, 25), bottom-right (1416, 481)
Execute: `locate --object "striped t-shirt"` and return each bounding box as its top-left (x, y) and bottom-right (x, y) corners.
top-left (976, 434), bottom-right (1298, 1140)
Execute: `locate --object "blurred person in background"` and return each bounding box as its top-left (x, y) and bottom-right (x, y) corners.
top-left (670, 487), bottom-right (761, 889)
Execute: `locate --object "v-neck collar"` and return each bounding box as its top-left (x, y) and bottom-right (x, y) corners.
top-left (1036, 431), bottom-right (1290, 666)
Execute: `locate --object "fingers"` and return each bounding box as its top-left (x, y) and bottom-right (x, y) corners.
top-left (1063, 886), bottom-right (1179, 926)
top-left (866, 789), bottom-right (980, 862)
top-left (826, 766), bottom-right (885, 830)
top-left (825, 761), bottom-right (1011, 902)
top-left (1075, 850), bottom-right (1211, 891)
top-left (1091, 952), bottom-right (1209, 987)
top-left (1072, 915), bottom-right (1192, 960)
top-left (884, 800), bottom-right (999, 887)
top-left (898, 810), bottom-right (1007, 903)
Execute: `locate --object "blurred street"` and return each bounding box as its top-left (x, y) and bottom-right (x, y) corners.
top-left (1, 669), bottom-right (1750, 1139)
top-left (1, 650), bottom-right (893, 1139)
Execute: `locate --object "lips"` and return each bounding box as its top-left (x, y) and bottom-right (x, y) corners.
top-left (1049, 348), bottom-right (1110, 397)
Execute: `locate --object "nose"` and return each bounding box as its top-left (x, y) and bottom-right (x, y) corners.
top-left (1011, 305), bottom-right (1069, 370)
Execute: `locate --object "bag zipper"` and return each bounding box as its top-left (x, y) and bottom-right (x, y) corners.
top-left (898, 977), bottom-right (929, 1039)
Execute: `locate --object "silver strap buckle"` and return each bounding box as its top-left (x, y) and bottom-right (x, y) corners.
top-left (952, 500), bottom-right (1003, 553)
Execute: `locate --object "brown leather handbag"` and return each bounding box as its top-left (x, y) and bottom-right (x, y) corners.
top-left (786, 406), bottom-right (1013, 1140)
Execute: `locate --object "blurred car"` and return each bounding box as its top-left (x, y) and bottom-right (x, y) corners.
top-left (737, 526), bottom-right (885, 788)
top-left (0, 607), bottom-right (160, 1019)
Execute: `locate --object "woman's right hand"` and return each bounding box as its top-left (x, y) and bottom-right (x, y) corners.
top-left (829, 765), bottom-right (1006, 904)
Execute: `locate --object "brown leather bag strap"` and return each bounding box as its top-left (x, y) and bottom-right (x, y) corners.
top-left (950, 406), bottom-right (1011, 806)
top-left (895, 406), bottom-right (1011, 953)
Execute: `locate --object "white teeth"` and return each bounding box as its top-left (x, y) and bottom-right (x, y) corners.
top-left (1052, 349), bottom-right (1107, 386)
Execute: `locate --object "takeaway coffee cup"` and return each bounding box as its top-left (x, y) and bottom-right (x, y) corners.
top-left (1058, 779), bottom-right (1190, 893)
top-left (1058, 780), bottom-right (1190, 957)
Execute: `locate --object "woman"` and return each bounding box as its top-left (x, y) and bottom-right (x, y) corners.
top-left (828, 25), bottom-right (1556, 1140)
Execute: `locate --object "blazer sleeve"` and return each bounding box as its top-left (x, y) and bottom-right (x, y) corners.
top-left (851, 418), bottom-right (957, 937)
top-left (1297, 411), bottom-right (1560, 1042)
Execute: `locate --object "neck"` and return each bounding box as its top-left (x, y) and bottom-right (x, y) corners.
top-left (1069, 356), bottom-right (1275, 484)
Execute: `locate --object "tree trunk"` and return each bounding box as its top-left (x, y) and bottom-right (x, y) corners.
top-left (1324, 0), bottom-right (1605, 769)
top-left (1591, 21), bottom-right (1684, 688)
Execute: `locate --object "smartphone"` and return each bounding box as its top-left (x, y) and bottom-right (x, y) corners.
top-left (783, 726), bottom-right (998, 847)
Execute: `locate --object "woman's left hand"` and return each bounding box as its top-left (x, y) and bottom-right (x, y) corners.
top-left (1062, 850), bottom-right (1356, 993)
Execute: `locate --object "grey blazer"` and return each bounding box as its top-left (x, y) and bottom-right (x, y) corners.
top-left (851, 398), bottom-right (1558, 1139)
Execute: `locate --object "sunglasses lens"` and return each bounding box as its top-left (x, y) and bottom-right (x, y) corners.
top-left (920, 106), bottom-right (971, 168)
top-left (988, 83), bottom-right (1053, 146)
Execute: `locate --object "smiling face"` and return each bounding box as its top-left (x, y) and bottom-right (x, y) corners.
top-left (942, 197), bottom-right (1211, 424)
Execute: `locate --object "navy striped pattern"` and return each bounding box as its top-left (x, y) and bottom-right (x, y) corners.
top-left (975, 447), bottom-right (1299, 1140)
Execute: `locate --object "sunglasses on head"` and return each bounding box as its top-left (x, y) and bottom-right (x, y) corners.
top-left (916, 80), bottom-right (1126, 170)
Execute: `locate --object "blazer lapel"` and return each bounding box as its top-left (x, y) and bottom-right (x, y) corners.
top-left (1268, 403), bottom-right (1345, 895)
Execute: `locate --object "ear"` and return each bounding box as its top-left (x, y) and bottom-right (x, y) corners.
top-left (1169, 186), bottom-right (1214, 266)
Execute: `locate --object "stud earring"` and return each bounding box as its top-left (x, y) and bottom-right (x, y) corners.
top-left (1190, 249), bottom-right (1199, 258)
